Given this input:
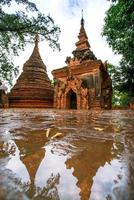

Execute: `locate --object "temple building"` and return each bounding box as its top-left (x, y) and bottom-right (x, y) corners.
top-left (52, 15), bottom-right (112, 109)
top-left (8, 35), bottom-right (54, 108)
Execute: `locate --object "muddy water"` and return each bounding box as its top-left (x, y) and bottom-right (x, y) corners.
top-left (0, 109), bottom-right (134, 200)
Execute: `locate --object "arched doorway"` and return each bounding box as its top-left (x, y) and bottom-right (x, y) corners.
top-left (67, 89), bottom-right (77, 109)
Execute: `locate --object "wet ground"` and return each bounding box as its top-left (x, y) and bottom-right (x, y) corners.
top-left (0, 109), bottom-right (134, 200)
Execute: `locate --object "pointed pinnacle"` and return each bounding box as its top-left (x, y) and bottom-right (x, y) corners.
top-left (81, 9), bottom-right (84, 25)
top-left (35, 34), bottom-right (39, 46)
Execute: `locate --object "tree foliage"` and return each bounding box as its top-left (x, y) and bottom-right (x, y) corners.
top-left (103, 0), bottom-right (134, 98)
top-left (107, 63), bottom-right (130, 106)
top-left (0, 0), bottom-right (60, 85)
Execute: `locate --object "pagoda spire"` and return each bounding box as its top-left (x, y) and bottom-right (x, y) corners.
top-left (72, 11), bottom-right (97, 61)
top-left (24, 34), bottom-right (46, 71)
top-left (81, 9), bottom-right (84, 26)
top-left (75, 11), bottom-right (90, 50)
top-left (35, 33), bottom-right (39, 47)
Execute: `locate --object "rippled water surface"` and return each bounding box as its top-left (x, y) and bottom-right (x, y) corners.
top-left (0, 109), bottom-right (134, 200)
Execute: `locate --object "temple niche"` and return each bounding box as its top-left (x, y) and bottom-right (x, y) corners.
top-left (8, 35), bottom-right (54, 108)
top-left (52, 16), bottom-right (112, 109)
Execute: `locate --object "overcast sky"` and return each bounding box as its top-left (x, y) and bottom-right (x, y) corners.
top-left (12, 0), bottom-right (121, 79)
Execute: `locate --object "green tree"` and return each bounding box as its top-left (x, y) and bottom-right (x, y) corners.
top-left (0, 0), bottom-right (60, 85)
top-left (103, 0), bottom-right (134, 100)
top-left (107, 63), bottom-right (130, 106)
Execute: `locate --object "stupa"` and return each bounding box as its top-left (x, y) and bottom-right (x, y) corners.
top-left (52, 13), bottom-right (112, 109)
top-left (8, 35), bottom-right (54, 108)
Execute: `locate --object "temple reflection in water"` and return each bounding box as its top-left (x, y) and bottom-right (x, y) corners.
top-left (5, 138), bottom-right (113, 200)
top-left (0, 109), bottom-right (132, 200)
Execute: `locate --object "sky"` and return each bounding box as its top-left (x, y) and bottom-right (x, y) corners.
top-left (10, 0), bottom-right (121, 80)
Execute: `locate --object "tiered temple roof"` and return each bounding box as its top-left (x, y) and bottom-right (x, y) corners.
top-left (72, 12), bottom-right (96, 61)
top-left (9, 35), bottom-right (54, 108)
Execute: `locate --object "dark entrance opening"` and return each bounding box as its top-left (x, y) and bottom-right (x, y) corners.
top-left (67, 89), bottom-right (77, 109)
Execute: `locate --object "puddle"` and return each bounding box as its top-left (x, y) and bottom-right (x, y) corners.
top-left (0, 109), bottom-right (134, 200)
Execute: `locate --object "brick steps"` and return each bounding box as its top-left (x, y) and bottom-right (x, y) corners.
top-left (91, 101), bottom-right (101, 109)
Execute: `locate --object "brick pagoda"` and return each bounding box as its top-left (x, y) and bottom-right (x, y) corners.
top-left (8, 35), bottom-right (53, 108)
top-left (52, 16), bottom-right (112, 109)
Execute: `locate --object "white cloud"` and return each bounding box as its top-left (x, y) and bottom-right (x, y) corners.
top-left (13, 0), bottom-right (121, 80)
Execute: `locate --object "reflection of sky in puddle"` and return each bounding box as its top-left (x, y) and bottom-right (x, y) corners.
top-left (5, 140), bottom-right (30, 184)
top-left (90, 159), bottom-right (127, 200)
top-left (35, 146), bottom-right (80, 200)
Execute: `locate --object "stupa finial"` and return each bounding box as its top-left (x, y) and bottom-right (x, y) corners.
top-left (35, 34), bottom-right (39, 46)
top-left (81, 9), bottom-right (84, 25)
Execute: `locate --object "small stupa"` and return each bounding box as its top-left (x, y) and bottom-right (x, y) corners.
top-left (9, 35), bottom-right (54, 108)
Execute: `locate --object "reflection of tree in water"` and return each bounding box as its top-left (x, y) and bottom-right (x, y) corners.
top-left (0, 168), bottom-right (28, 200)
top-left (0, 168), bottom-right (60, 200)
top-left (27, 173), bottom-right (60, 200)
top-left (124, 132), bottom-right (134, 197)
